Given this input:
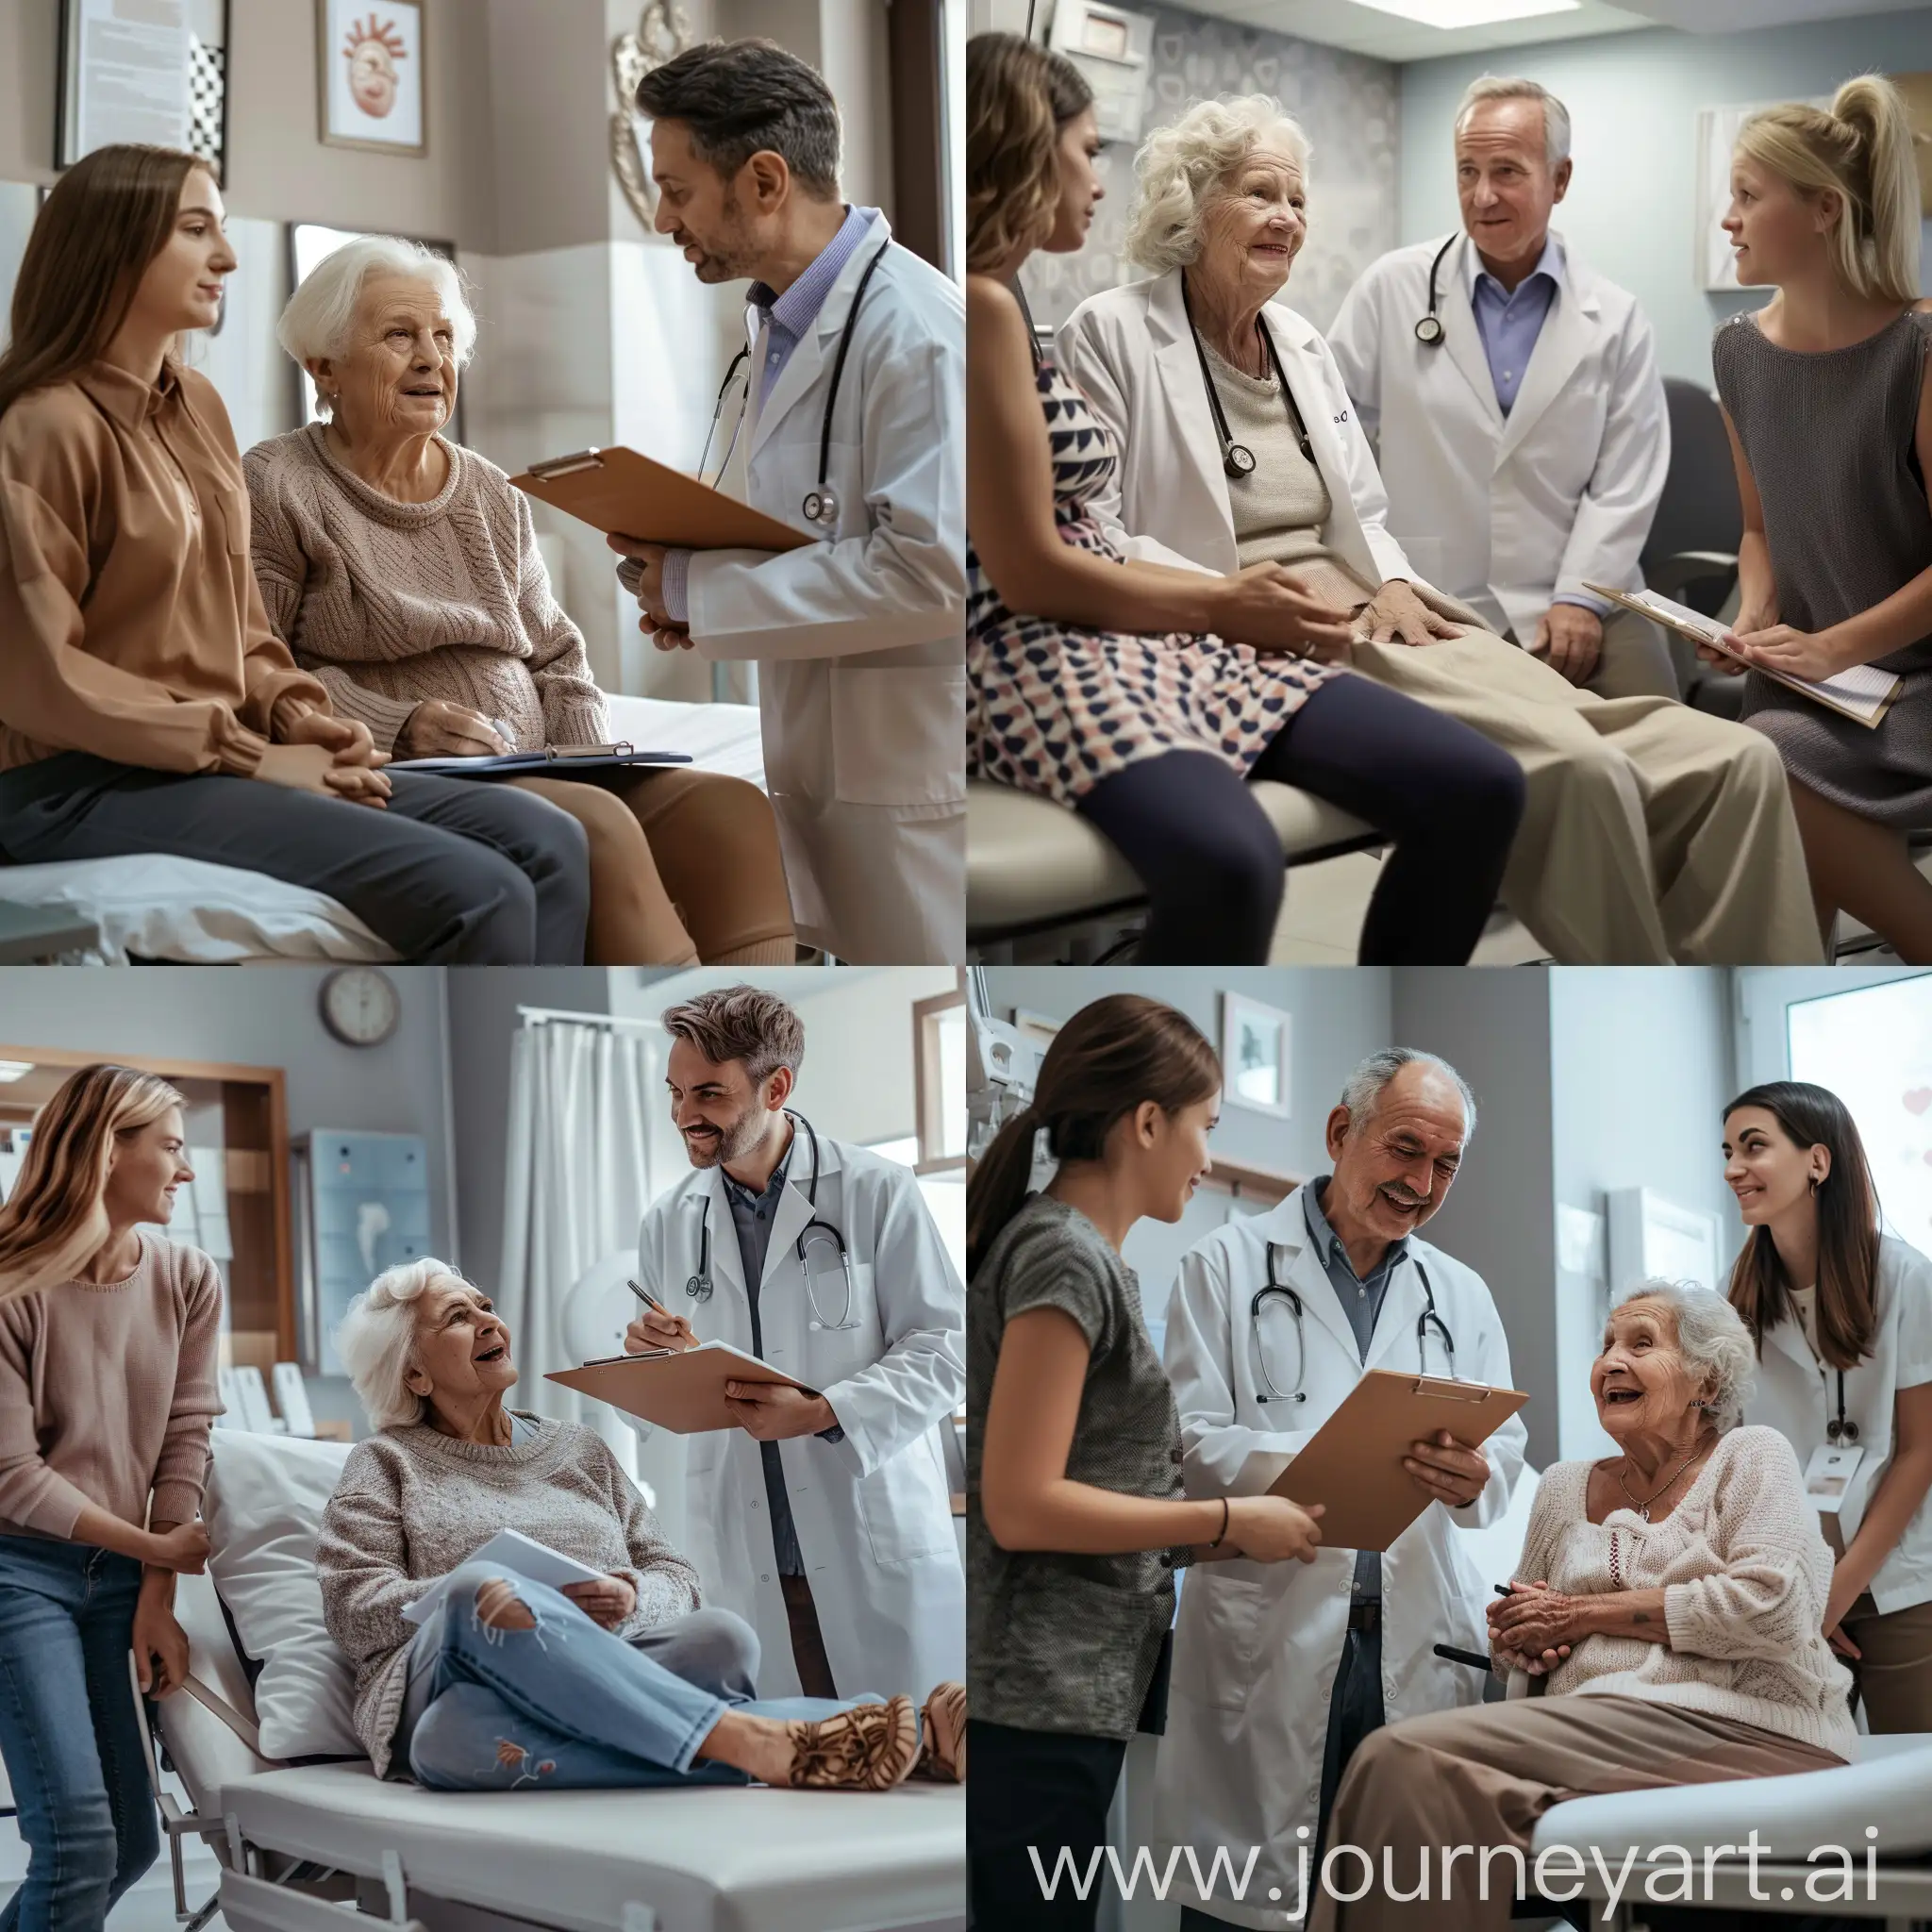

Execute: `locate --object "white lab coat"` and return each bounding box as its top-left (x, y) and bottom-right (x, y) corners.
top-left (633, 1130), bottom-right (965, 1705)
top-left (1740, 1232), bottom-right (1932, 1617)
top-left (1054, 268), bottom-right (1449, 602)
top-left (1325, 232), bottom-right (1670, 643)
top-left (686, 212), bottom-right (965, 963)
top-left (1154, 1186), bottom-right (1527, 1927)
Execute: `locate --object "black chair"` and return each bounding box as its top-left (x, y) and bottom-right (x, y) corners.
top-left (1640, 376), bottom-right (1748, 719)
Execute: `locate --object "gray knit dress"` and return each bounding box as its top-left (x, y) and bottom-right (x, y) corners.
top-left (1711, 308), bottom-right (1932, 826)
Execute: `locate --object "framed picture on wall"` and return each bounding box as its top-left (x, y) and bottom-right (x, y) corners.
top-left (1222, 992), bottom-right (1291, 1120)
top-left (59, 0), bottom-right (228, 176)
top-left (318, 0), bottom-right (426, 157)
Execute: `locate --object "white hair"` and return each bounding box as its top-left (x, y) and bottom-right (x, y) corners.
top-left (1341, 1047), bottom-right (1477, 1142)
top-left (335, 1256), bottom-right (478, 1432)
top-left (1454, 75), bottom-right (1572, 171)
top-left (1124, 95), bottom-right (1313, 276)
top-left (1610, 1280), bottom-right (1756, 1432)
top-left (275, 236), bottom-right (477, 418)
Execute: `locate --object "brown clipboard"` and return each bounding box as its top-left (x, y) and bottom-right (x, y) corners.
top-left (510, 446), bottom-right (812, 554)
top-left (1267, 1369), bottom-right (1527, 1553)
top-left (546, 1342), bottom-right (812, 1435)
top-left (1582, 580), bottom-right (1900, 729)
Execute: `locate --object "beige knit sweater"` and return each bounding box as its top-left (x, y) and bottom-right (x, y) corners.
top-left (242, 425), bottom-right (610, 754)
top-left (1516, 1424), bottom-right (1857, 1757)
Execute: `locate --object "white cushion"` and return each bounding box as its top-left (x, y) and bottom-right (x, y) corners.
top-left (203, 1431), bottom-right (361, 1760)
top-left (604, 692), bottom-right (765, 788)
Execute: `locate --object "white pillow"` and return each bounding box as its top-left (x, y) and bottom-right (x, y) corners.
top-left (204, 1430), bottom-right (363, 1760)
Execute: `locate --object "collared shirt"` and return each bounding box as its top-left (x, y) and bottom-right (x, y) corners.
top-left (660, 205), bottom-right (880, 623)
top-left (1304, 1177), bottom-right (1407, 1602)
top-left (1465, 234), bottom-right (1605, 618)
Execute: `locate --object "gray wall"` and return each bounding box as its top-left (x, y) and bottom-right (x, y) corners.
top-left (1018, 5), bottom-right (1401, 335)
top-left (1397, 8), bottom-right (1932, 384)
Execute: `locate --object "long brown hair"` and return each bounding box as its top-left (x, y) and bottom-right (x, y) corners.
top-left (966, 33), bottom-right (1060, 275)
top-left (1723, 1080), bottom-right (1880, 1369)
top-left (0, 143), bottom-right (204, 420)
top-left (967, 994), bottom-right (1220, 1279)
top-left (0, 1064), bottom-right (185, 1302)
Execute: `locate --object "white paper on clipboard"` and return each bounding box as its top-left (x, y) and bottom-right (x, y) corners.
top-left (401, 1529), bottom-right (606, 1624)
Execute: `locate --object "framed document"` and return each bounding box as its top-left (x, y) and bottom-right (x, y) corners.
top-left (318, 0), bottom-right (426, 157)
top-left (58, 0), bottom-right (230, 178)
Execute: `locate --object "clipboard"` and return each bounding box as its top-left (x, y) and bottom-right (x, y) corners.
top-left (388, 741), bottom-right (693, 777)
top-left (1267, 1368), bottom-right (1527, 1553)
top-left (1583, 581), bottom-right (1901, 729)
top-left (545, 1341), bottom-right (812, 1435)
top-left (511, 446), bottom-right (812, 554)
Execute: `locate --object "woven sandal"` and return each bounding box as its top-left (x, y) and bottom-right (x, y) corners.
top-left (911, 1681), bottom-right (966, 1782)
top-left (785, 1694), bottom-right (920, 1790)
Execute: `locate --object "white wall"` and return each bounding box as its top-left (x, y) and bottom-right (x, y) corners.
top-left (1733, 963), bottom-right (1927, 1089)
top-left (1398, 8), bottom-right (1932, 384)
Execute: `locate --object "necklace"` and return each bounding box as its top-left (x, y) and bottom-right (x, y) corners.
top-left (1615, 1439), bottom-right (1710, 1522)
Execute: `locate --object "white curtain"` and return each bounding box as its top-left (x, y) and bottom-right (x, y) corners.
top-left (497, 1021), bottom-right (655, 1426)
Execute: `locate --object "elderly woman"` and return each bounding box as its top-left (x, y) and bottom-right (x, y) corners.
top-left (317, 1258), bottom-right (961, 1791)
top-left (1308, 1281), bottom-right (1855, 1932)
top-left (1051, 95), bottom-right (1825, 969)
top-left (243, 238), bottom-right (794, 967)
top-left (967, 35), bottom-right (1524, 967)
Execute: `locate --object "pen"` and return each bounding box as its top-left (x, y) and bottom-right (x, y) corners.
top-left (1495, 1583), bottom-right (1516, 1597)
top-left (627, 1278), bottom-right (669, 1315)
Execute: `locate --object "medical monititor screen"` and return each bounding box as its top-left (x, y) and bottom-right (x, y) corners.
top-left (1788, 974), bottom-right (1932, 1250)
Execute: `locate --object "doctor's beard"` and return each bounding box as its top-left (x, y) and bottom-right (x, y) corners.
top-left (681, 1096), bottom-right (770, 1170)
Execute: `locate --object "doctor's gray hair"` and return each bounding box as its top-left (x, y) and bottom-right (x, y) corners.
top-left (336, 1257), bottom-right (478, 1432)
top-left (1610, 1280), bottom-right (1755, 1431)
top-left (1340, 1049), bottom-right (1477, 1141)
top-left (635, 40), bottom-right (841, 199)
top-left (1454, 75), bottom-right (1572, 171)
top-left (1124, 95), bottom-right (1312, 276)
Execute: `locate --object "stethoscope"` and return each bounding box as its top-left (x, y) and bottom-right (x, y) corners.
top-left (1250, 1244), bottom-right (1457, 1404)
top-left (1179, 273), bottom-right (1312, 480)
top-left (697, 234), bottom-right (894, 528)
top-left (683, 1112), bottom-right (859, 1331)
top-left (1826, 1368), bottom-right (1859, 1444)
top-left (1413, 233), bottom-right (1458, 347)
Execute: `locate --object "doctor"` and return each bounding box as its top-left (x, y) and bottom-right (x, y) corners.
top-left (611, 41), bottom-right (965, 964)
top-left (626, 985), bottom-right (965, 1709)
top-left (1327, 76), bottom-right (1677, 701)
top-left (1158, 1049), bottom-right (1526, 1929)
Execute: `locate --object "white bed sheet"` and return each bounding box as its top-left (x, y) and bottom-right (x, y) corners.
top-left (0, 698), bottom-right (765, 964)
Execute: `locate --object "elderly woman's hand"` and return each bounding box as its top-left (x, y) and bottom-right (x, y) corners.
top-left (560, 1574), bottom-right (637, 1630)
top-left (1210, 564), bottom-right (1354, 663)
top-left (1357, 579), bottom-right (1465, 647)
top-left (1490, 1580), bottom-right (1584, 1657)
top-left (399, 701), bottom-right (513, 759)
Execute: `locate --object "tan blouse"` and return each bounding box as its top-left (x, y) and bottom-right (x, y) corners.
top-left (0, 359), bottom-right (330, 776)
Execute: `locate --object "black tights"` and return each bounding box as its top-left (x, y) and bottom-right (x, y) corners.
top-left (1073, 673), bottom-right (1525, 964)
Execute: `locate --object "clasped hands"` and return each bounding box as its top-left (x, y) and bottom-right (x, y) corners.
top-left (1488, 1579), bottom-right (1578, 1675)
top-left (259, 702), bottom-right (391, 808)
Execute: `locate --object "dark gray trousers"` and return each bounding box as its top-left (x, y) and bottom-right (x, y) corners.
top-left (0, 753), bottom-right (590, 963)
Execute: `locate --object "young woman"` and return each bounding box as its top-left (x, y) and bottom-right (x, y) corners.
top-left (966, 35), bottom-right (1525, 966)
top-left (0, 1065), bottom-right (224, 1932)
top-left (0, 144), bottom-right (589, 965)
top-left (967, 993), bottom-right (1324, 1928)
top-left (1722, 1080), bottom-right (1932, 1729)
top-left (1707, 76), bottom-right (1932, 958)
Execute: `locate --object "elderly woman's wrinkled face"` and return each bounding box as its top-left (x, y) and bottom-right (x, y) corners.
top-left (1722, 153), bottom-right (1832, 288)
top-left (404, 1279), bottom-right (515, 1414)
top-left (1193, 145), bottom-right (1307, 305)
top-left (1724, 1105), bottom-right (1827, 1227)
top-left (1591, 1299), bottom-right (1707, 1440)
top-left (1046, 106), bottom-right (1105, 254)
top-left (319, 272), bottom-right (457, 442)
top-left (131, 167), bottom-right (237, 338)
top-left (103, 1107), bottom-right (193, 1233)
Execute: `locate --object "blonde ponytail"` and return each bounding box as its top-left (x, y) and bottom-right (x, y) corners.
top-left (1736, 74), bottom-right (1924, 304)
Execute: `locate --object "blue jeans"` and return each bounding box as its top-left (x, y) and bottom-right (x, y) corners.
top-left (0, 1537), bottom-right (158, 1932)
top-left (394, 1563), bottom-right (872, 1791)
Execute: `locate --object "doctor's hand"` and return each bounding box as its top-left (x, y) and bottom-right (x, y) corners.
top-left (1221, 1495), bottom-right (1324, 1564)
top-left (561, 1574), bottom-right (637, 1630)
top-left (625, 1308), bottom-right (700, 1353)
top-left (1404, 1431), bottom-right (1490, 1508)
top-left (724, 1380), bottom-right (838, 1441)
top-left (1210, 565), bottom-right (1355, 663)
top-left (1357, 579), bottom-right (1465, 646)
top-left (1531, 605), bottom-right (1603, 687)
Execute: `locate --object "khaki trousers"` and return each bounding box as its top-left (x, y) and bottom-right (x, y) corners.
top-left (1840, 1591), bottom-right (1932, 1733)
top-left (1348, 629), bottom-right (1823, 964)
top-left (1308, 1694), bottom-right (1846, 1932)
top-left (1507, 607), bottom-right (1682, 702)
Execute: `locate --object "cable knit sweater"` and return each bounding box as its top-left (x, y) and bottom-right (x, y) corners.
top-left (1516, 1424), bottom-right (1856, 1758)
top-left (242, 425), bottom-right (610, 755)
top-left (317, 1414), bottom-right (700, 1776)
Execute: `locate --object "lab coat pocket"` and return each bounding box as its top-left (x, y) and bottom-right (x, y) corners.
top-left (830, 664), bottom-right (965, 808)
top-left (855, 1433), bottom-right (952, 1564)
top-left (1177, 1566), bottom-right (1268, 1709)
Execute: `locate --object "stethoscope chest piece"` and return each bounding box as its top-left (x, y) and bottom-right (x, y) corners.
top-left (1224, 442), bottom-right (1257, 478)
top-left (1413, 314), bottom-right (1445, 346)
top-left (802, 486), bottom-right (839, 525)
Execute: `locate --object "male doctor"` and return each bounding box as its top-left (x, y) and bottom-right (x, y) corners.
top-left (609, 41), bottom-right (965, 965)
top-left (1158, 1049), bottom-right (1526, 1930)
top-left (625, 984), bottom-right (965, 1706)
top-left (1328, 76), bottom-right (1678, 701)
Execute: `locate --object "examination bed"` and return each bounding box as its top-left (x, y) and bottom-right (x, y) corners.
top-left (0, 694), bottom-right (764, 964)
top-left (966, 776), bottom-right (1379, 959)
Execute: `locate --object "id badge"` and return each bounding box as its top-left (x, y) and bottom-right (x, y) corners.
top-left (1803, 1442), bottom-right (1865, 1513)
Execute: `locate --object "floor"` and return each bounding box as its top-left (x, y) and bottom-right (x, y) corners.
top-left (1267, 848), bottom-right (1550, 966)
